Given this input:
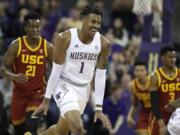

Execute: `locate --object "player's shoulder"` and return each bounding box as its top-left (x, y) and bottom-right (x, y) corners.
top-left (8, 38), bottom-right (20, 50)
top-left (149, 70), bottom-right (160, 84)
top-left (54, 30), bottom-right (71, 49)
top-left (57, 29), bottom-right (71, 40)
top-left (5, 38), bottom-right (20, 55)
top-left (45, 40), bottom-right (53, 48)
top-left (100, 34), bottom-right (110, 45)
top-left (100, 34), bottom-right (111, 52)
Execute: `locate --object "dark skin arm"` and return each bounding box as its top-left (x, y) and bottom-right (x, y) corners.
top-left (166, 97), bottom-right (180, 111)
top-left (32, 31), bottom-right (70, 116)
top-left (94, 35), bottom-right (111, 129)
top-left (42, 31), bottom-right (70, 103)
top-left (1, 39), bottom-right (28, 83)
top-left (127, 82), bottom-right (138, 127)
top-left (150, 72), bottom-right (166, 135)
top-left (96, 35), bottom-right (110, 69)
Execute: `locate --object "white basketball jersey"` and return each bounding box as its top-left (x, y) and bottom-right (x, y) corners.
top-left (61, 28), bottom-right (101, 84)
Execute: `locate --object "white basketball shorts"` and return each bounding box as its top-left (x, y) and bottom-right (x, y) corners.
top-left (167, 108), bottom-right (180, 135)
top-left (53, 79), bottom-right (91, 118)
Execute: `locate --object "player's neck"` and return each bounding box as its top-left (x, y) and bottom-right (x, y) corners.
top-left (25, 36), bottom-right (40, 47)
top-left (137, 77), bottom-right (147, 85)
top-left (162, 66), bottom-right (176, 75)
top-left (136, 77), bottom-right (148, 89)
top-left (78, 28), bottom-right (93, 44)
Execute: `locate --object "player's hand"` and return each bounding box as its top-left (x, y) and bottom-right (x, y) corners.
top-left (165, 102), bottom-right (175, 112)
top-left (94, 110), bottom-right (111, 129)
top-left (13, 73), bottom-right (29, 83)
top-left (159, 125), bottom-right (167, 135)
top-left (127, 116), bottom-right (136, 127)
top-left (158, 119), bottom-right (167, 135)
top-left (32, 98), bottom-right (50, 117)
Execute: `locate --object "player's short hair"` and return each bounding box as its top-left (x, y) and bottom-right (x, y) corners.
top-left (80, 5), bottom-right (103, 18)
top-left (134, 60), bottom-right (147, 68)
top-left (24, 12), bottom-right (40, 26)
top-left (160, 46), bottom-right (175, 56)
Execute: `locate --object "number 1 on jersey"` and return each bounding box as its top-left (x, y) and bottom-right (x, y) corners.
top-left (79, 62), bottom-right (84, 73)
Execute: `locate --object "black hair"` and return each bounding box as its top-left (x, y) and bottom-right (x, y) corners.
top-left (160, 46), bottom-right (175, 56)
top-left (134, 60), bottom-right (147, 68)
top-left (80, 5), bottom-right (103, 19)
top-left (24, 12), bottom-right (40, 26)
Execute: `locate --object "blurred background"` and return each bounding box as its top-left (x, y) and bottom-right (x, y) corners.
top-left (0, 0), bottom-right (179, 135)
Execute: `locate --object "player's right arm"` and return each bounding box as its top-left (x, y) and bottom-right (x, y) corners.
top-left (1, 40), bottom-right (28, 83)
top-left (127, 81), bottom-right (138, 127)
top-left (166, 97), bottom-right (180, 112)
top-left (150, 72), bottom-right (166, 135)
top-left (33, 31), bottom-right (70, 116)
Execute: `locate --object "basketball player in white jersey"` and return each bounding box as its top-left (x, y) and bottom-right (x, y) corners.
top-left (166, 97), bottom-right (180, 135)
top-left (32, 5), bottom-right (111, 135)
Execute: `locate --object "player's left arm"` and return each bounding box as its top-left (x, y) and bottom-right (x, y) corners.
top-left (150, 72), bottom-right (166, 133)
top-left (95, 35), bottom-right (111, 110)
top-left (127, 82), bottom-right (137, 127)
top-left (93, 36), bottom-right (111, 129)
top-left (96, 36), bottom-right (110, 69)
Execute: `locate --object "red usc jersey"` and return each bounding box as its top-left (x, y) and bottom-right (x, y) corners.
top-left (149, 68), bottom-right (180, 135)
top-left (12, 36), bottom-right (48, 93)
top-left (132, 77), bottom-right (151, 113)
top-left (155, 67), bottom-right (180, 120)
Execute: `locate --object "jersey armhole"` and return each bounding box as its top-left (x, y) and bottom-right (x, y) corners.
top-left (155, 70), bottom-right (161, 88)
top-left (17, 37), bottom-right (22, 57)
top-left (44, 39), bottom-right (48, 57)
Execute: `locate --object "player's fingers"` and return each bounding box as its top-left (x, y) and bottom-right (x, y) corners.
top-left (32, 110), bottom-right (40, 117)
top-left (32, 108), bottom-right (43, 117)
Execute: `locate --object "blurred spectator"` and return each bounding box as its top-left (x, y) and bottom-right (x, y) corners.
top-left (0, 2), bottom-right (9, 54)
top-left (0, 91), bottom-right (11, 135)
top-left (126, 36), bottom-right (141, 65)
top-left (11, 8), bottom-right (29, 37)
top-left (112, 18), bottom-right (129, 48)
top-left (52, 17), bottom-right (70, 43)
top-left (78, 90), bottom-right (110, 135)
top-left (103, 84), bottom-right (129, 135)
top-left (26, 0), bottom-right (41, 14)
top-left (67, 0), bottom-right (87, 28)
top-left (93, 0), bottom-right (111, 33)
top-left (111, 0), bottom-right (137, 34)
top-left (41, 0), bottom-right (69, 41)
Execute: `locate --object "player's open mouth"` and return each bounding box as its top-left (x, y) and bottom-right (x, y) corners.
top-left (90, 29), bottom-right (97, 34)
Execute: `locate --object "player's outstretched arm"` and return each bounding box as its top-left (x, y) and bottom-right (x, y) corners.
top-left (1, 39), bottom-right (29, 83)
top-left (127, 82), bottom-right (138, 127)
